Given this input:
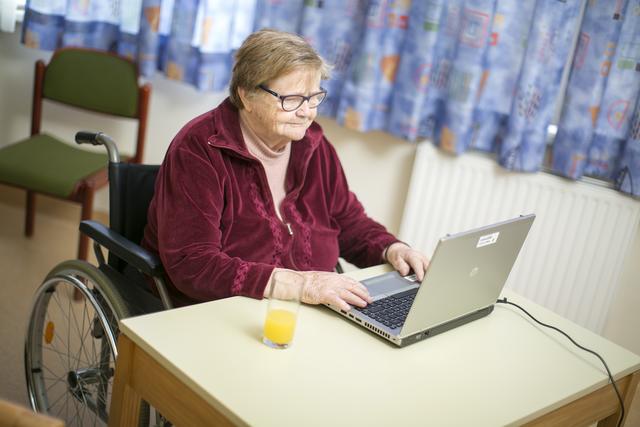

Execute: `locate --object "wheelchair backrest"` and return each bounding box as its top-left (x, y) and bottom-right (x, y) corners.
top-left (108, 162), bottom-right (159, 269)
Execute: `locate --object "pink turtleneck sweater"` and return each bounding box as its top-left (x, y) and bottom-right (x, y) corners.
top-left (243, 133), bottom-right (291, 220)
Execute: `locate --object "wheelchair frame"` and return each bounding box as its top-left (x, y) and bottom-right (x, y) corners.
top-left (24, 132), bottom-right (172, 426)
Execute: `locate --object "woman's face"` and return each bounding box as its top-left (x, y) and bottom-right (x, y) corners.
top-left (241, 67), bottom-right (322, 149)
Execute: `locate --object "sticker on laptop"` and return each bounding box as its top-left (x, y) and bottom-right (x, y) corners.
top-left (477, 232), bottom-right (499, 248)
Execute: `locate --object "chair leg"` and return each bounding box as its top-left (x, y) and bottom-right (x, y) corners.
top-left (74, 190), bottom-right (95, 301)
top-left (25, 191), bottom-right (36, 237)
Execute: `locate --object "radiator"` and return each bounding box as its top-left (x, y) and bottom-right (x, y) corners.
top-left (399, 143), bottom-right (640, 333)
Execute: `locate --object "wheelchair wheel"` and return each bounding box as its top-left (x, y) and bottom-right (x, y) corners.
top-left (24, 259), bottom-right (145, 426)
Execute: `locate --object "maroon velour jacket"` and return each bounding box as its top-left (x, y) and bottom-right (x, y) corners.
top-left (142, 98), bottom-right (399, 306)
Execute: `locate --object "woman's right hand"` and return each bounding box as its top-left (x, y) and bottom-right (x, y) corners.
top-left (299, 271), bottom-right (372, 311)
top-left (265, 269), bottom-right (372, 311)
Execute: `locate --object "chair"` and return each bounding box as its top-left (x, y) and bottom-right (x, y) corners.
top-left (0, 47), bottom-right (151, 261)
top-left (24, 132), bottom-right (170, 426)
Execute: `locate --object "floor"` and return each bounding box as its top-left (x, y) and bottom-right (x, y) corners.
top-left (0, 184), bottom-right (639, 426)
top-left (0, 185), bottom-right (106, 410)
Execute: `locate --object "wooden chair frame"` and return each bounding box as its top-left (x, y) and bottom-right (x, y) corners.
top-left (22, 48), bottom-right (151, 261)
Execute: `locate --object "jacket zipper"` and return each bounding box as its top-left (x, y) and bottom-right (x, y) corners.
top-left (282, 214), bottom-right (299, 270)
top-left (249, 158), bottom-right (299, 267)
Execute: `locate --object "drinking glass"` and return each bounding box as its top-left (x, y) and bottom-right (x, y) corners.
top-left (262, 271), bottom-right (304, 349)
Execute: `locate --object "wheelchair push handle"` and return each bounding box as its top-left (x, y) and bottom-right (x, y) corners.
top-left (75, 131), bottom-right (120, 163)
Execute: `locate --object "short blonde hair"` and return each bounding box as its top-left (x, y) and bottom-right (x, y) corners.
top-left (229, 29), bottom-right (331, 109)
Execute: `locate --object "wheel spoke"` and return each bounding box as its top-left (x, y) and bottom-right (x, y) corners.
top-left (66, 290), bottom-right (73, 375)
top-left (70, 393), bottom-right (83, 426)
top-left (47, 387), bottom-right (69, 413)
top-left (69, 290), bottom-right (92, 368)
top-left (27, 265), bottom-right (124, 427)
top-left (43, 316), bottom-right (73, 371)
top-left (49, 291), bottom-right (75, 374)
top-left (50, 289), bottom-right (71, 323)
top-left (42, 374), bottom-right (66, 391)
top-left (43, 338), bottom-right (84, 367)
top-left (77, 310), bottom-right (89, 371)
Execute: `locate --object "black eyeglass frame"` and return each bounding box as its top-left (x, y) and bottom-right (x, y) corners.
top-left (257, 84), bottom-right (328, 112)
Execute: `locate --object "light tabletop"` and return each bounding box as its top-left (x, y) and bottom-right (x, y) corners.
top-left (110, 265), bottom-right (640, 426)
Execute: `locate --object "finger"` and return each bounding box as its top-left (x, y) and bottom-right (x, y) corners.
top-left (405, 253), bottom-right (427, 281)
top-left (346, 281), bottom-right (372, 303)
top-left (330, 293), bottom-right (352, 311)
top-left (417, 256), bottom-right (430, 281)
top-left (393, 256), bottom-right (411, 276)
top-left (414, 262), bottom-right (426, 281)
top-left (339, 288), bottom-right (369, 308)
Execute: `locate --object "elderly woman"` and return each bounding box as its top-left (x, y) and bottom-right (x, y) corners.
top-left (142, 29), bottom-right (429, 310)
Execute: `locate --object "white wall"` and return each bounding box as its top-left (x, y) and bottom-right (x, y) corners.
top-left (1, 29), bottom-right (638, 355)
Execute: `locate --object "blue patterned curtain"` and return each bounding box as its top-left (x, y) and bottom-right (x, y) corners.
top-left (552, 0), bottom-right (640, 196)
top-left (22, 0), bottom-right (256, 91)
top-left (20, 0), bottom-right (640, 197)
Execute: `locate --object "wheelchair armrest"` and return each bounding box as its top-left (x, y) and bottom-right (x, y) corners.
top-left (79, 220), bottom-right (164, 276)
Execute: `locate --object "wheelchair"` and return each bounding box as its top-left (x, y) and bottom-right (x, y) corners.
top-left (24, 132), bottom-right (173, 426)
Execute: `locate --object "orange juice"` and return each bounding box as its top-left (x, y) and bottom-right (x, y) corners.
top-left (263, 308), bottom-right (297, 345)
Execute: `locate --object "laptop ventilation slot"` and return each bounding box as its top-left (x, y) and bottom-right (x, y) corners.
top-left (364, 322), bottom-right (390, 339)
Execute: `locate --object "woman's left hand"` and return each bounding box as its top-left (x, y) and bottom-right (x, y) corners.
top-left (385, 242), bottom-right (430, 281)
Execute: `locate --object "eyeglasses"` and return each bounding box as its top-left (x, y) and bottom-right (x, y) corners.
top-left (258, 85), bottom-right (327, 112)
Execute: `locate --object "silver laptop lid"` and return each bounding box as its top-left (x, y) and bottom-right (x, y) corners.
top-left (400, 214), bottom-right (535, 337)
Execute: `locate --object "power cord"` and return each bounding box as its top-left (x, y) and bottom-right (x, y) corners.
top-left (496, 297), bottom-right (625, 427)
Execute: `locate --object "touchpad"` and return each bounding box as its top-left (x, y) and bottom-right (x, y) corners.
top-left (362, 271), bottom-right (411, 297)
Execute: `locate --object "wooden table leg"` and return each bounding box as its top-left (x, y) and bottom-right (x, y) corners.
top-left (109, 334), bottom-right (142, 427)
top-left (522, 370), bottom-right (640, 427)
top-left (599, 371), bottom-right (640, 427)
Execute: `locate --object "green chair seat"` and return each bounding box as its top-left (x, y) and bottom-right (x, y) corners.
top-left (0, 133), bottom-right (109, 198)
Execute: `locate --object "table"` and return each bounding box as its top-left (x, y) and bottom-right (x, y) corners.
top-left (109, 266), bottom-right (640, 426)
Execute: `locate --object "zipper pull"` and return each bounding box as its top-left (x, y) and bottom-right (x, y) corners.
top-left (286, 223), bottom-right (293, 236)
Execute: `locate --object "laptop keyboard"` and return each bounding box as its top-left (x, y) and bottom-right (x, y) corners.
top-left (354, 288), bottom-right (417, 329)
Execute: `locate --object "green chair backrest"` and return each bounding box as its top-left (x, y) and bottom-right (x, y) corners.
top-left (43, 48), bottom-right (140, 118)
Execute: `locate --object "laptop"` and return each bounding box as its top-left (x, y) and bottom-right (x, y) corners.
top-left (326, 214), bottom-right (535, 347)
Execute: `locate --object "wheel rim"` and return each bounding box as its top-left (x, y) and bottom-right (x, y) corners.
top-left (25, 272), bottom-right (118, 426)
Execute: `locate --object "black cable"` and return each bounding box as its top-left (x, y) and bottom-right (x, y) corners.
top-left (496, 297), bottom-right (625, 427)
